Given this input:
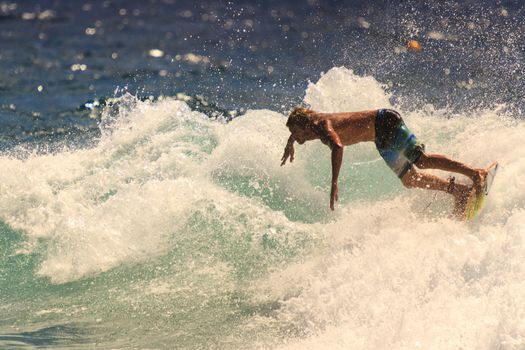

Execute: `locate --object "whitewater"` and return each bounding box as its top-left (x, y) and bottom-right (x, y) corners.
top-left (1, 67), bottom-right (524, 349)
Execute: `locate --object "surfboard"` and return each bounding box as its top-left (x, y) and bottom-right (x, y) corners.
top-left (463, 162), bottom-right (499, 221)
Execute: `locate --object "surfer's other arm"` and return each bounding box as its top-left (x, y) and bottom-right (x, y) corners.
top-left (280, 134), bottom-right (295, 166)
top-left (320, 119), bottom-right (344, 210)
top-left (281, 107), bottom-right (349, 210)
top-left (329, 143), bottom-right (343, 210)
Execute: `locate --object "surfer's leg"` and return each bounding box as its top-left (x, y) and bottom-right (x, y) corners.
top-left (401, 166), bottom-right (471, 216)
top-left (414, 153), bottom-right (487, 191)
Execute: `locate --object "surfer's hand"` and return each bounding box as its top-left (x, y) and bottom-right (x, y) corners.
top-left (280, 141), bottom-right (294, 166)
top-left (330, 183), bottom-right (339, 210)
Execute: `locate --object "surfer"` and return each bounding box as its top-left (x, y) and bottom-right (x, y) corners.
top-left (280, 107), bottom-right (487, 217)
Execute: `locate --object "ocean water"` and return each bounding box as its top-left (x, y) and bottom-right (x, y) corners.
top-left (1, 1), bottom-right (525, 349)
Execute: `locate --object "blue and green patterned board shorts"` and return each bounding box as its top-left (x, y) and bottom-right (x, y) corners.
top-left (375, 109), bottom-right (425, 178)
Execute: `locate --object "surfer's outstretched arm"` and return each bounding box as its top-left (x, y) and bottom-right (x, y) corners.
top-left (280, 135), bottom-right (295, 166)
top-left (330, 144), bottom-right (343, 210)
top-left (320, 120), bottom-right (344, 210)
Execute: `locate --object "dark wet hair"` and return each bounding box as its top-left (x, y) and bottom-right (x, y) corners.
top-left (286, 107), bottom-right (315, 128)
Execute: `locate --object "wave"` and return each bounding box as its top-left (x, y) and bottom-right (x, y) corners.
top-left (1, 67), bottom-right (524, 349)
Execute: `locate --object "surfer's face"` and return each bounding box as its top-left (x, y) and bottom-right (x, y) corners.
top-left (289, 124), bottom-right (316, 144)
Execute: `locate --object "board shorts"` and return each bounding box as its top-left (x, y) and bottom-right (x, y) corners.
top-left (375, 109), bottom-right (425, 178)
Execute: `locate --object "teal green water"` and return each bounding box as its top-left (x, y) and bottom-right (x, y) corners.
top-left (0, 96), bottom-right (395, 349)
top-left (2, 71), bottom-right (524, 349)
top-left (0, 212), bottom-right (316, 349)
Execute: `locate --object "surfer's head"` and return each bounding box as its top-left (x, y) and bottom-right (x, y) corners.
top-left (286, 107), bottom-right (317, 144)
top-left (287, 107), bottom-right (314, 128)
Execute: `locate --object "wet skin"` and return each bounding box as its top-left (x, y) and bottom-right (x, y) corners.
top-left (281, 109), bottom-right (488, 217)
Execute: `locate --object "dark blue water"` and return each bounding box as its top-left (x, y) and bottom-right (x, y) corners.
top-left (2, 2), bottom-right (525, 349)
top-left (1, 0), bottom-right (525, 148)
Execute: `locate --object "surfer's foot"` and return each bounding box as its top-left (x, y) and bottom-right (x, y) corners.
top-left (472, 168), bottom-right (488, 194)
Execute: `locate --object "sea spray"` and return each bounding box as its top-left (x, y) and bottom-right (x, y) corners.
top-left (1, 68), bottom-right (524, 349)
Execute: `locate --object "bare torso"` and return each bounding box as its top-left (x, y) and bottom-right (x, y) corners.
top-left (312, 110), bottom-right (377, 146)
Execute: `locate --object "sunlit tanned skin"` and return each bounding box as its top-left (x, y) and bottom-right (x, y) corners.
top-left (281, 107), bottom-right (487, 217)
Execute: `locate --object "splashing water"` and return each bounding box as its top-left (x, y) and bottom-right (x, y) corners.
top-left (1, 68), bottom-right (524, 349)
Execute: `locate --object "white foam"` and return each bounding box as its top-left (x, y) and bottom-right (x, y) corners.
top-left (0, 97), bottom-right (319, 283)
top-left (304, 67), bottom-right (393, 111)
top-left (251, 68), bottom-right (525, 350)
top-left (1, 68), bottom-right (524, 349)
